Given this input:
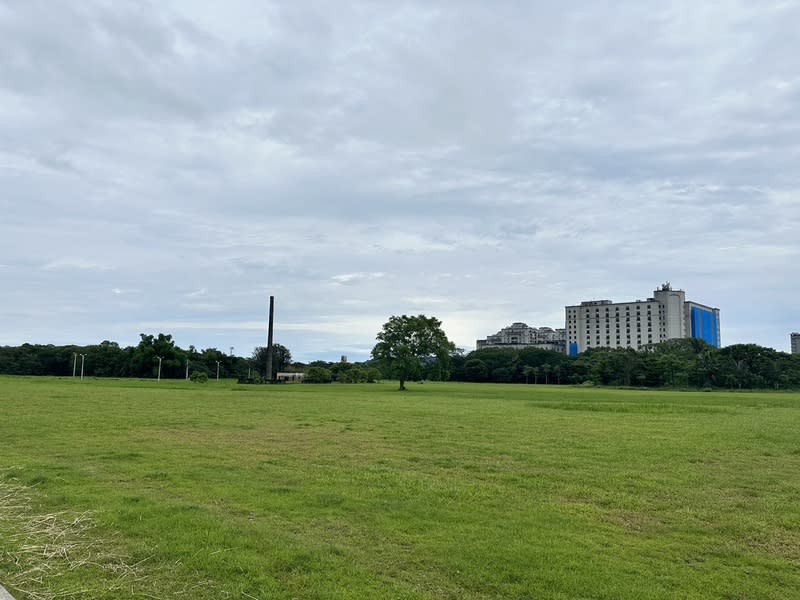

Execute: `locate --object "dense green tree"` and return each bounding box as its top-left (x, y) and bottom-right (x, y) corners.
top-left (522, 365), bottom-right (534, 384)
top-left (199, 347), bottom-right (229, 379)
top-left (553, 364), bottom-right (563, 385)
top-left (492, 366), bottom-right (514, 383)
top-left (467, 348), bottom-right (519, 380)
top-left (366, 367), bottom-right (382, 383)
top-left (329, 361), bottom-right (354, 381)
top-left (371, 315), bottom-right (455, 391)
top-left (305, 366), bottom-right (333, 383)
top-left (251, 344), bottom-right (292, 379)
top-left (340, 366), bottom-right (368, 383)
top-left (464, 358), bottom-right (489, 382)
top-left (542, 363), bottom-right (553, 385)
top-left (132, 333), bottom-right (180, 378)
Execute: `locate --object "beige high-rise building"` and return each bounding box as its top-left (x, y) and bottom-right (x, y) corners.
top-left (565, 283), bottom-right (720, 355)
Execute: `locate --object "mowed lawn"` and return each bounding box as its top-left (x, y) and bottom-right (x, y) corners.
top-left (1, 377), bottom-right (799, 599)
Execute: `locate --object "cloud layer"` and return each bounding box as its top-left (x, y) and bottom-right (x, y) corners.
top-left (2, 1), bottom-right (799, 359)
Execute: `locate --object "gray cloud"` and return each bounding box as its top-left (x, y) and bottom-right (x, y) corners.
top-left (1, 0), bottom-right (798, 358)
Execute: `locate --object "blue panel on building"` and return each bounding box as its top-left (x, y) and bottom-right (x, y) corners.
top-left (690, 307), bottom-right (719, 348)
top-left (569, 342), bottom-right (579, 357)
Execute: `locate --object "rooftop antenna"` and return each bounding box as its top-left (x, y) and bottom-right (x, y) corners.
top-left (265, 295), bottom-right (275, 382)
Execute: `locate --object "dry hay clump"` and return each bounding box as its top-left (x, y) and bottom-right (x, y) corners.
top-left (0, 467), bottom-right (148, 600)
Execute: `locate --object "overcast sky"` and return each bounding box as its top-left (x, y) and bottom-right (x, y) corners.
top-left (1, 1), bottom-right (799, 362)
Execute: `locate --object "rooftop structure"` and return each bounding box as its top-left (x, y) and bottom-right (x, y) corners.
top-left (477, 323), bottom-right (566, 353)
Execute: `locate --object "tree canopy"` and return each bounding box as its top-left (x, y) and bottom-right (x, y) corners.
top-left (0, 334), bottom-right (277, 381)
top-left (251, 344), bottom-right (292, 379)
top-left (371, 314), bottom-right (456, 390)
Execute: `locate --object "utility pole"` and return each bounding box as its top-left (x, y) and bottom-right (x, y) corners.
top-left (157, 356), bottom-right (163, 382)
top-left (79, 354), bottom-right (86, 381)
top-left (185, 359), bottom-right (189, 380)
top-left (216, 360), bottom-right (221, 381)
top-left (72, 352), bottom-right (77, 378)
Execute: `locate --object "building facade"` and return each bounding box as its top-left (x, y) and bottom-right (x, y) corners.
top-left (565, 283), bottom-right (720, 356)
top-left (477, 323), bottom-right (566, 353)
top-left (791, 332), bottom-right (800, 355)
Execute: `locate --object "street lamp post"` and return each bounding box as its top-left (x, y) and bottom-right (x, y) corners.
top-left (216, 360), bottom-right (221, 381)
top-left (157, 356), bottom-right (163, 382)
top-left (72, 352), bottom-right (77, 378)
top-left (185, 359), bottom-right (189, 380)
top-left (79, 354), bottom-right (86, 381)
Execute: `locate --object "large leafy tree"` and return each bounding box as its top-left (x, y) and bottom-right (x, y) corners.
top-left (464, 358), bottom-right (489, 382)
top-left (251, 344), bottom-right (292, 378)
top-left (371, 315), bottom-right (455, 391)
top-left (132, 333), bottom-right (179, 378)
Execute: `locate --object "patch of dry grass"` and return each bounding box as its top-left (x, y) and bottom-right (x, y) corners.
top-left (0, 468), bottom-right (148, 600)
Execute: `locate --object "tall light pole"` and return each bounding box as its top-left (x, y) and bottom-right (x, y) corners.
top-left (157, 356), bottom-right (163, 382)
top-left (72, 353), bottom-right (77, 378)
top-left (79, 354), bottom-right (86, 381)
top-left (216, 360), bottom-right (221, 381)
top-left (185, 359), bottom-right (189, 381)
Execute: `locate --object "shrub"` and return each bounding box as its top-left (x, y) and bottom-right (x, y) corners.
top-left (190, 371), bottom-right (209, 383)
top-left (340, 366), bottom-right (367, 383)
top-left (305, 366), bottom-right (332, 384)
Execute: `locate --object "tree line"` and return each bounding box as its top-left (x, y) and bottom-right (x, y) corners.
top-left (0, 334), bottom-right (293, 380)
top-left (3, 329), bottom-right (800, 390)
top-left (449, 338), bottom-right (800, 389)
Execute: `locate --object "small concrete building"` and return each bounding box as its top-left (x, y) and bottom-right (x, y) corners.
top-left (276, 372), bottom-right (304, 382)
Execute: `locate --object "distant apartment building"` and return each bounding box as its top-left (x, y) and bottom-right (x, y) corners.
top-left (476, 323), bottom-right (566, 353)
top-left (791, 332), bottom-right (800, 355)
top-left (565, 283), bottom-right (720, 356)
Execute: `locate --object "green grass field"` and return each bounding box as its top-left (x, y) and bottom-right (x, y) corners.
top-left (1, 377), bottom-right (799, 599)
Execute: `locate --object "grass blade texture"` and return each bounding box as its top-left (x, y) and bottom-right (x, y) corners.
top-left (1, 377), bottom-right (799, 599)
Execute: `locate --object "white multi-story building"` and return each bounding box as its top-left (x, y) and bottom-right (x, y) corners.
top-left (477, 323), bottom-right (566, 353)
top-left (565, 283), bottom-right (720, 356)
top-left (791, 332), bottom-right (800, 355)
